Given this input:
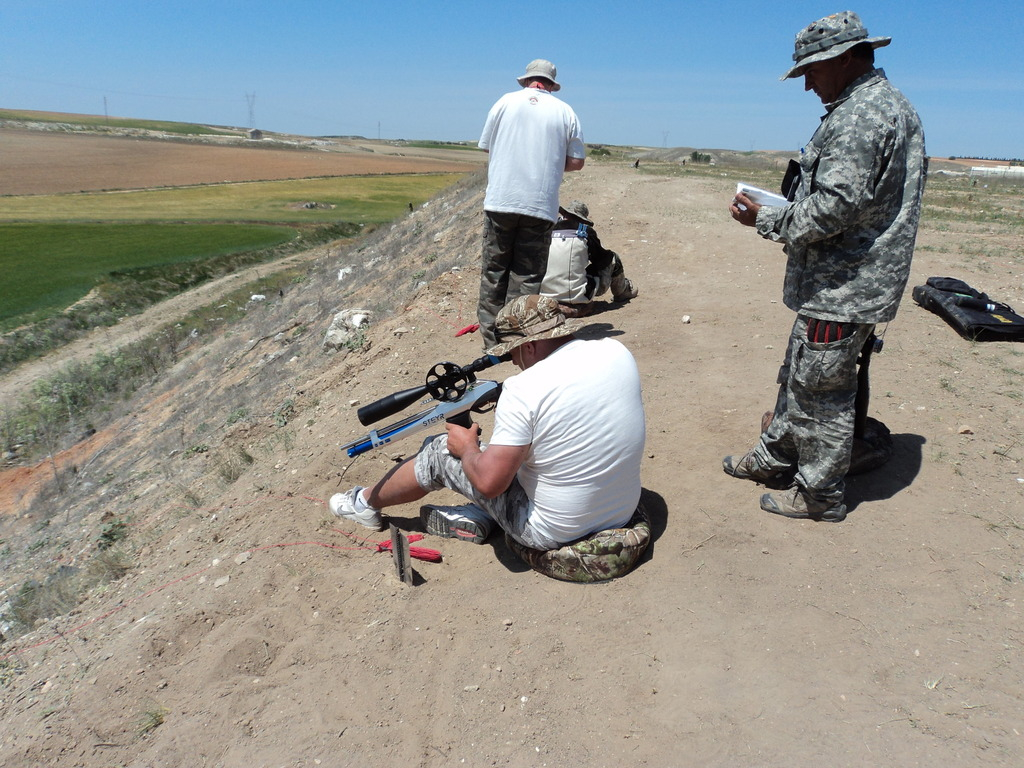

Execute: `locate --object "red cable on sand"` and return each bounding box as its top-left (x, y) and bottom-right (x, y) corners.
top-left (330, 527), bottom-right (442, 563)
top-left (375, 534), bottom-right (442, 563)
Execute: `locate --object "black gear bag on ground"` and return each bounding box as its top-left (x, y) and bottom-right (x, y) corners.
top-left (912, 277), bottom-right (1024, 341)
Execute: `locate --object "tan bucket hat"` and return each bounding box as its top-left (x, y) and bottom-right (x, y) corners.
top-left (517, 59), bottom-right (561, 91)
top-left (558, 200), bottom-right (594, 227)
top-left (781, 11), bottom-right (890, 80)
top-left (487, 295), bottom-right (582, 357)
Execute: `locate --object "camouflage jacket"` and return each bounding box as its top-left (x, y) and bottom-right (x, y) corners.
top-left (755, 69), bottom-right (927, 323)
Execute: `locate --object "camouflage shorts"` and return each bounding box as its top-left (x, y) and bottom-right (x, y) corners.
top-left (412, 434), bottom-right (560, 550)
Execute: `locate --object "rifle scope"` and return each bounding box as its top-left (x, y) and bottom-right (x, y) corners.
top-left (356, 354), bottom-right (503, 426)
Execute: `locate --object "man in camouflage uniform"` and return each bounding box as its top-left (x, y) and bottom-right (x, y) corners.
top-left (724, 11), bottom-right (927, 521)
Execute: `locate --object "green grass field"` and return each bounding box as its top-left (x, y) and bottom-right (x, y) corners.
top-left (0, 172), bottom-right (465, 326)
top-left (0, 174), bottom-right (465, 223)
top-left (0, 222), bottom-right (294, 323)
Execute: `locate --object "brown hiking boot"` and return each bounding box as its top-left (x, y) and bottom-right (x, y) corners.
top-left (759, 488), bottom-right (847, 522)
top-left (722, 450), bottom-right (781, 483)
top-left (612, 279), bottom-right (638, 302)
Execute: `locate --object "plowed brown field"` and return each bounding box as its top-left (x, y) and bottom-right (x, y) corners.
top-left (0, 129), bottom-right (481, 196)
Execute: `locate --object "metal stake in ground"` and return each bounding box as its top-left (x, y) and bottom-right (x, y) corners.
top-left (390, 524), bottom-right (414, 585)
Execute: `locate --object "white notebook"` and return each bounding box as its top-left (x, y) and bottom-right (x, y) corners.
top-left (736, 182), bottom-right (788, 208)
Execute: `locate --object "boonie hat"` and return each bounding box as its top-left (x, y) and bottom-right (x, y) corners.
top-left (487, 295), bottom-right (583, 357)
top-left (781, 11), bottom-right (890, 80)
top-left (517, 59), bottom-right (561, 91)
top-left (558, 200), bottom-right (594, 227)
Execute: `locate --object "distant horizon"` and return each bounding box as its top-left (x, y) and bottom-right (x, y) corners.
top-left (3, 106), bottom-right (1019, 164)
top-left (2, 1), bottom-right (1021, 162)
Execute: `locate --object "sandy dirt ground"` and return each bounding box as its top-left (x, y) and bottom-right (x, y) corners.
top-left (0, 129), bottom-right (480, 196)
top-left (1, 159), bottom-right (1023, 767)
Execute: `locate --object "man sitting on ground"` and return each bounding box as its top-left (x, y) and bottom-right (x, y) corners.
top-left (330, 294), bottom-right (646, 550)
top-left (541, 200), bottom-right (638, 318)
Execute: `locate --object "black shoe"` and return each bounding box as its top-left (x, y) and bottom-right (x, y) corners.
top-left (420, 504), bottom-right (493, 544)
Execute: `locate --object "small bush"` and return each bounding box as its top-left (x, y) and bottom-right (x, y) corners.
top-left (97, 518), bottom-right (129, 550)
top-left (7, 549), bottom-right (132, 635)
top-left (215, 446), bottom-right (255, 483)
top-left (226, 407), bottom-right (248, 426)
top-left (2, 328), bottom-right (185, 459)
top-left (9, 571), bottom-right (78, 631)
top-left (273, 399), bottom-right (296, 427)
top-left (137, 706), bottom-right (169, 736)
top-left (0, 659), bottom-right (22, 688)
top-left (343, 328), bottom-right (368, 351)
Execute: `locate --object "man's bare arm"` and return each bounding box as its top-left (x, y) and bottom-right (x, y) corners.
top-left (446, 423), bottom-right (529, 498)
top-left (565, 156), bottom-right (585, 172)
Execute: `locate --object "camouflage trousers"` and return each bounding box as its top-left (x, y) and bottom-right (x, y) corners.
top-left (478, 211), bottom-right (553, 351)
top-left (412, 434), bottom-right (562, 551)
top-left (753, 315), bottom-right (875, 505)
top-left (591, 251), bottom-right (633, 300)
top-left (561, 253), bottom-right (633, 314)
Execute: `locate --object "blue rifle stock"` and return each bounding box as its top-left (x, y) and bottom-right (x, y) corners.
top-left (341, 355), bottom-right (505, 458)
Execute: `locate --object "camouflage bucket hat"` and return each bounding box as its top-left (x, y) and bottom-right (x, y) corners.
top-left (487, 294), bottom-right (583, 358)
top-left (781, 11), bottom-right (891, 80)
top-left (558, 200), bottom-right (594, 227)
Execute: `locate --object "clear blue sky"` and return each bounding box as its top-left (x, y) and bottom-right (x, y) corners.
top-left (2, 1), bottom-right (1021, 159)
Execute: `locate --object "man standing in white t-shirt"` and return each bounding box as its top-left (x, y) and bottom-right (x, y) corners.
top-left (330, 295), bottom-right (645, 552)
top-left (476, 59), bottom-right (586, 351)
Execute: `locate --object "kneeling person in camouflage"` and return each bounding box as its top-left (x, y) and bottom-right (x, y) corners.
top-left (540, 200), bottom-right (638, 318)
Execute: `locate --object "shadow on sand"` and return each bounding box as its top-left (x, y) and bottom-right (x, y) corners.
top-left (845, 431), bottom-right (925, 512)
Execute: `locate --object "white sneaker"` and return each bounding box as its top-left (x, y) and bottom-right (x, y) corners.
top-left (329, 486), bottom-right (383, 531)
top-left (420, 503), bottom-right (493, 544)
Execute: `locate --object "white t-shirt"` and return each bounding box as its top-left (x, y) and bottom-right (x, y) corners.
top-left (489, 337), bottom-right (646, 544)
top-left (479, 88), bottom-right (585, 223)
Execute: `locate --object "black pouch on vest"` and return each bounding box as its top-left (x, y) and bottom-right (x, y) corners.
top-left (781, 159), bottom-right (801, 202)
top-left (912, 277), bottom-right (1024, 341)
